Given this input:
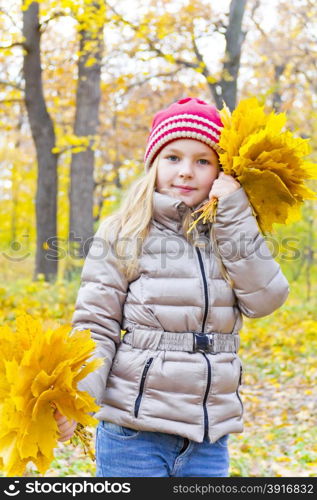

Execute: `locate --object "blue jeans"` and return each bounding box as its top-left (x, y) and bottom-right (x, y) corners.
top-left (95, 421), bottom-right (230, 477)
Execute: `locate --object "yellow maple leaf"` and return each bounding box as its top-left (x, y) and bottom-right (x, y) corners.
top-left (0, 313), bottom-right (104, 476)
top-left (188, 97), bottom-right (317, 234)
top-left (237, 168), bottom-right (299, 232)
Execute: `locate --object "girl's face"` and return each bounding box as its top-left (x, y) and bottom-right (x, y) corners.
top-left (156, 139), bottom-right (219, 207)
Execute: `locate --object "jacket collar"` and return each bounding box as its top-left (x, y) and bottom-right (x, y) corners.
top-left (152, 190), bottom-right (210, 234)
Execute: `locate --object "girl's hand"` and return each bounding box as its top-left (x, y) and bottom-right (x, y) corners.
top-left (209, 172), bottom-right (241, 200)
top-left (54, 409), bottom-right (77, 442)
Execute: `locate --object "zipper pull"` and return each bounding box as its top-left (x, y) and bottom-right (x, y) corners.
top-left (141, 358), bottom-right (154, 380)
top-left (145, 358), bottom-right (153, 369)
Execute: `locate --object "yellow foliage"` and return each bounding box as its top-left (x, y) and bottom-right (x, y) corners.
top-left (106, 170), bottom-right (118, 183)
top-left (0, 314), bottom-right (103, 476)
top-left (206, 75), bottom-right (217, 84)
top-left (52, 132), bottom-right (99, 154)
top-left (188, 97), bottom-right (317, 234)
top-left (164, 54), bottom-right (176, 64)
top-left (84, 56), bottom-right (98, 69)
top-left (219, 97), bottom-right (317, 233)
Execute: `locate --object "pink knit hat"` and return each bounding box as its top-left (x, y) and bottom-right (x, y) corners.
top-left (144, 97), bottom-right (223, 171)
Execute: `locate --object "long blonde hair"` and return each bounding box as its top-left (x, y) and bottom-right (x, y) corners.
top-left (99, 158), bottom-right (232, 285)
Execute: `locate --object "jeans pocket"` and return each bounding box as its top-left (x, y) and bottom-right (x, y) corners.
top-left (214, 434), bottom-right (229, 449)
top-left (101, 420), bottom-right (140, 439)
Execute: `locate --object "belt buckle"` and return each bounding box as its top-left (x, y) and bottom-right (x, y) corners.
top-left (193, 333), bottom-right (213, 353)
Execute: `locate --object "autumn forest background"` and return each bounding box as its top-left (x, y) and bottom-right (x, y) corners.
top-left (0, 0), bottom-right (316, 477)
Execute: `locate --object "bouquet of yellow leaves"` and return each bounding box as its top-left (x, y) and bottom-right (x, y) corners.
top-left (0, 314), bottom-right (103, 476)
top-left (188, 97), bottom-right (316, 234)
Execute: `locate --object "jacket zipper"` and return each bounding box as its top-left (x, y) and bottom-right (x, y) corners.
top-left (134, 357), bottom-right (154, 418)
top-left (195, 247), bottom-right (211, 440)
top-left (195, 248), bottom-right (209, 332)
top-left (202, 352), bottom-right (211, 439)
top-left (236, 365), bottom-right (244, 414)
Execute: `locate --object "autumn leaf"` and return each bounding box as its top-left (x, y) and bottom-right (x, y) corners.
top-left (188, 97), bottom-right (317, 234)
top-left (0, 313), bottom-right (103, 476)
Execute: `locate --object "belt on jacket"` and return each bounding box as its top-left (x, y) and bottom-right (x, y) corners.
top-left (123, 329), bottom-right (240, 354)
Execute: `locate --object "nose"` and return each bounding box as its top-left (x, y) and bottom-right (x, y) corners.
top-left (178, 159), bottom-right (193, 177)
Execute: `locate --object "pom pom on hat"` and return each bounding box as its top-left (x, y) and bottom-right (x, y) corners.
top-left (144, 97), bottom-right (223, 171)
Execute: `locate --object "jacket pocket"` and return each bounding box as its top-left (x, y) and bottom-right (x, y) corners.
top-left (134, 357), bottom-right (154, 418)
top-left (236, 365), bottom-right (244, 415)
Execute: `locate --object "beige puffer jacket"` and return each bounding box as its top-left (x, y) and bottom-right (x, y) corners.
top-left (72, 187), bottom-right (289, 443)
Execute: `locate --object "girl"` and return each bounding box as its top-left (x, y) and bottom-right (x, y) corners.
top-left (55, 97), bottom-right (289, 477)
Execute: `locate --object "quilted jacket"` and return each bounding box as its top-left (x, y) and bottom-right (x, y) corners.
top-left (72, 187), bottom-right (289, 443)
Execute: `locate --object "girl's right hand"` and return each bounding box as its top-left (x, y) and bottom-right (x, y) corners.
top-left (54, 409), bottom-right (77, 442)
top-left (209, 172), bottom-right (240, 200)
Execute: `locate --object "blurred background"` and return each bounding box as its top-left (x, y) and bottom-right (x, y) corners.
top-left (0, 0), bottom-right (316, 477)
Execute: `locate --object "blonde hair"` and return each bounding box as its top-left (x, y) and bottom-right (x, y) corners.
top-left (99, 157), bottom-right (232, 285)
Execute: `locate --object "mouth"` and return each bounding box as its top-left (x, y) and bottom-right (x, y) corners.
top-left (173, 185), bottom-right (196, 192)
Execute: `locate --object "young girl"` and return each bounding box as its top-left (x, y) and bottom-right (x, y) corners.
top-left (55, 97), bottom-right (289, 477)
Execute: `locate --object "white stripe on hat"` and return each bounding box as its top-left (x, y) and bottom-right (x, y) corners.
top-left (148, 113), bottom-right (223, 143)
top-left (148, 119), bottom-right (221, 149)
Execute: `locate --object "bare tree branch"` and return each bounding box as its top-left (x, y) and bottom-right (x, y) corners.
top-left (0, 7), bottom-right (21, 30)
top-left (123, 68), bottom-right (183, 93)
top-left (39, 11), bottom-right (67, 32)
top-left (250, 0), bottom-right (261, 23)
top-left (0, 98), bottom-right (24, 103)
top-left (192, 34), bottom-right (204, 65)
top-left (0, 80), bottom-right (24, 91)
top-left (104, 0), bottom-right (199, 69)
top-left (0, 41), bottom-right (25, 50)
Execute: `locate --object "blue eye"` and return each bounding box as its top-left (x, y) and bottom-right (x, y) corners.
top-left (198, 159), bottom-right (210, 165)
top-left (166, 155), bottom-right (179, 162)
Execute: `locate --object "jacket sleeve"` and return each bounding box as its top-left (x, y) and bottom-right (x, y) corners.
top-left (71, 222), bottom-right (129, 405)
top-left (212, 186), bottom-right (290, 318)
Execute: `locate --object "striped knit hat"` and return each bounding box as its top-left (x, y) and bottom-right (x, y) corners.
top-left (144, 97), bottom-right (223, 171)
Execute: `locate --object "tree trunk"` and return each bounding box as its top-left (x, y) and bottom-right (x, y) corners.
top-left (69, 29), bottom-right (103, 259)
top-left (210, 0), bottom-right (248, 110)
top-left (22, 1), bottom-right (58, 281)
